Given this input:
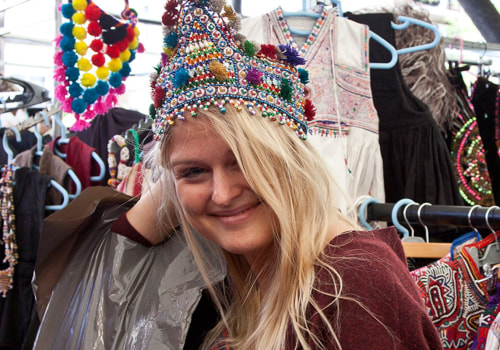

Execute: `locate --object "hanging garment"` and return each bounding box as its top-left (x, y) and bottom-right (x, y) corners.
top-left (33, 187), bottom-right (226, 350)
top-left (241, 8), bottom-right (385, 214)
top-left (447, 67), bottom-right (495, 206)
top-left (411, 233), bottom-right (497, 349)
top-left (0, 167), bottom-right (51, 350)
top-left (470, 282), bottom-right (500, 350)
top-left (0, 129), bottom-right (36, 167)
top-left (74, 107), bottom-right (149, 184)
top-left (48, 136), bottom-right (101, 190)
top-left (346, 13), bottom-right (463, 209)
top-left (471, 77), bottom-right (500, 205)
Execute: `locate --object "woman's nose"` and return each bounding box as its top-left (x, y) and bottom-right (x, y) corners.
top-left (211, 169), bottom-right (242, 206)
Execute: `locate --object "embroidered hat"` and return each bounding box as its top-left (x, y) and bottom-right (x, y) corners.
top-left (54, 0), bottom-right (144, 131)
top-left (150, 0), bottom-right (315, 140)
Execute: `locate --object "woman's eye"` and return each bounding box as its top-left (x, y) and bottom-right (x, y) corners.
top-left (181, 167), bottom-right (206, 178)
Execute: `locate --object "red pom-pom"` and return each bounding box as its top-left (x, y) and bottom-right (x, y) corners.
top-left (106, 45), bottom-right (121, 58)
top-left (116, 39), bottom-right (129, 52)
top-left (126, 26), bottom-right (135, 42)
top-left (303, 99), bottom-right (316, 121)
top-left (165, 0), bottom-right (178, 12)
top-left (88, 22), bottom-right (102, 36)
top-left (259, 44), bottom-right (277, 60)
top-left (153, 86), bottom-right (166, 108)
top-left (91, 52), bottom-right (106, 67)
top-left (162, 11), bottom-right (178, 26)
top-left (90, 39), bottom-right (104, 52)
top-left (85, 3), bottom-right (102, 22)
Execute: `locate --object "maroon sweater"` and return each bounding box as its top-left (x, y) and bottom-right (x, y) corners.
top-left (287, 227), bottom-right (442, 349)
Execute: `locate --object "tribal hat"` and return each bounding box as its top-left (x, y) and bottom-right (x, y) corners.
top-left (149, 0), bottom-right (315, 140)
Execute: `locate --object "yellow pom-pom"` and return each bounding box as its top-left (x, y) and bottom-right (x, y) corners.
top-left (133, 26), bottom-right (140, 36)
top-left (108, 58), bottom-right (122, 72)
top-left (119, 49), bottom-right (131, 62)
top-left (209, 61), bottom-right (228, 81)
top-left (96, 66), bottom-right (110, 80)
top-left (128, 37), bottom-right (139, 50)
top-left (72, 0), bottom-right (87, 11)
top-left (74, 41), bottom-right (88, 56)
top-left (72, 12), bottom-right (86, 25)
top-left (77, 58), bottom-right (92, 72)
top-left (72, 26), bottom-right (87, 40)
top-left (81, 73), bottom-right (96, 87)
top-left (163, 47), bottom-right (175, 57)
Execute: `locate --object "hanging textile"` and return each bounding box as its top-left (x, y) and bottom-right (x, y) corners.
top-left (53, 0), bottom-right (144, 130)
top-left (448, 67), bottom-right (494, 206)
top-left (471, 77), bottom-right (500, 205)
top-left (241, 8), bottom-right (385, 214)
top-left (0, 167), bottom-right (51, 350)
top-left (346, 12), bottom-right (463, 209)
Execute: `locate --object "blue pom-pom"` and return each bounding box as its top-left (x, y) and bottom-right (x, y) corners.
top-left (61, 4), bottom-right (76, 19)
top-left (68, 83), bottom-right (83, 98)
top-left (65, 67), bottom-right (80, 81)
top-left (59, 22), bottom-right (74, 36)
top-left (119, 62), bottom-right (131, 78)
top-left (298, 68), bottom-right (309, 84)
top-left (172, 68), bottom-right (190, 89)
top-left (129, 50), bottom-right (136, 63)
top-left (60, 35), bottom-right (76, 52)
top-left (109, 72), bottom-right (122, 88)
top-left (62, 51), bottom-right (78, 67)
top-left (83, 88), bottom-right (99, 104)
top-left (95, 80), bottom-right (109, 96)
top-left (72, 98), bottom-right (87, 114)
top-left (278, 44), bottom-right (306, 66)
top-left (164, 32), bottom-right (178, 49)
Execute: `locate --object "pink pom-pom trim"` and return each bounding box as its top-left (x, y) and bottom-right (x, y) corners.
top-left (93, 97), bottom-right (107, 114)
top-left (54, 84), bottom-right (67, 102)
top-left (62, 98), bottom-right (74, 113)
top-left (69, 117), bottom-right (92, 131)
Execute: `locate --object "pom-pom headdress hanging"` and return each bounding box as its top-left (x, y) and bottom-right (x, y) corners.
top-left (150, 0), bottom-right (315, 140)
top-left (54, 0), bottom-right (144, 131)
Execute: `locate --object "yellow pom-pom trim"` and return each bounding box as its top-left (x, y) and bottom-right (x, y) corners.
top-left (128, 37), bottom-right (139, 50)
top-left (72, 0), bottom-right (87, 11)
top-left (133, 26), bottom-right (140, 36)
top-left (120, 49), bottom-right (131, 62)
top-left (164, 47), bottom-right (175, 57)
top-left (81, 73), bottom-right (96, 87)
top-left (72, 26), bottom-right (87, 40)
top-left (108, 58), bottom-right (122, 72)
top-left (72, 12), bottom-right (86, 25)
top-left (74, 41), bottom-right (88, 56)
top-left (209, 61), bottom-right (228, 81)
top-left (77, 58), bottom-right (92, 72)
top-left (96, 66), bottom-right (110, 80)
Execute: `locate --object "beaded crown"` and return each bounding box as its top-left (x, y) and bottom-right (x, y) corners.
top-left (150, 0), bottom-right (315, 139)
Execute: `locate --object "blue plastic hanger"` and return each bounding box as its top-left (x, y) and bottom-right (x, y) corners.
top-left (2, 126), bottom-right (69, 210)
top-left (34, 111), bottom-right (82, 199)
top-left (52, 113), bottom-right (105, 182)
top-left (391, 16), bottom-right (441, 55)
top-left (358, 196), bottom-right (380, 230)
top-left (391, 198), bottom-right (416, 238)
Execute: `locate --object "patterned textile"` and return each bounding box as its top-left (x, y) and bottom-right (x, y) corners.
top-left (241, 8), bottom-right (385, 213)
top-left (471, 283), bottom-right (500, 350)
top-left (413, 233), bottom-right (499, 349)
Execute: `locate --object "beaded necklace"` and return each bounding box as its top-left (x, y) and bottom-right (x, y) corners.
top-left (0, 164), bottom-right (17, 297)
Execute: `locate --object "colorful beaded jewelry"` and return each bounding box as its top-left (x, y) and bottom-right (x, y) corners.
top-left (149, 0), bottom-right (316, 140)
top-left (54, 0), bottom-right (144, 131)
top-left (107, 135), bottom-right (132, 189)
top-left (0, 164), bottom-right (17, 298)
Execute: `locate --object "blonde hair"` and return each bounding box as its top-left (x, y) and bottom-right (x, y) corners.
top-left (149, 104), bottom-right (360, 349)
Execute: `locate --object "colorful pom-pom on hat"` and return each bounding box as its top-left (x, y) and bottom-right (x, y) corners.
top-left (150, 0), bottom-right (315, 140)
top-left (53, 0), bottom-right (143, 131)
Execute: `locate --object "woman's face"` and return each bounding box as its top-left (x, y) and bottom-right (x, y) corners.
top-left (168, 117), bottom-right (275, 265)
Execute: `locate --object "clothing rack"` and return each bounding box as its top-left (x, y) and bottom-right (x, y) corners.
top-left (366, 203), bottom-right (500, 230)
